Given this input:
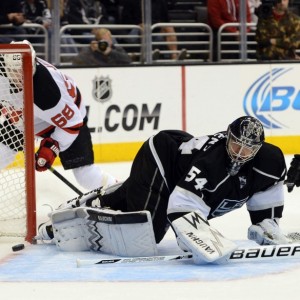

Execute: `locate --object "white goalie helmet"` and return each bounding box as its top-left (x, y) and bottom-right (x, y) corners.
top-left (3, 40), bottom-right (36, 75)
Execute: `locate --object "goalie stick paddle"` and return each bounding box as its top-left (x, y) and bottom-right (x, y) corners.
top-left (76, 243), bottom-right (300, 267)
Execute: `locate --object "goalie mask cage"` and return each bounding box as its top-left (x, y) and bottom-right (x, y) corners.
top-left (0, 44), bottom-right (36, 242)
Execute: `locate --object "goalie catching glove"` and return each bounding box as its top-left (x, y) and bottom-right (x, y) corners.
top-left (35, 137), bottom-right (59, 171)
top-left (248, 218), bottom-right (289, 245)
top-left (285, 154), bottom-right (300, 192)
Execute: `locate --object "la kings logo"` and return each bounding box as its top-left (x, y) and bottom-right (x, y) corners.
top-left (92, 76), bottom-right (112, 103)
top-left (211, 198), bottom-right (248, 217)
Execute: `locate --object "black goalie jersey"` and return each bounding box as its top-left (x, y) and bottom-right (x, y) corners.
top-left (154, 130), bottom-right (286, 224)
top-left (100, 129), bottom-right (286, 243)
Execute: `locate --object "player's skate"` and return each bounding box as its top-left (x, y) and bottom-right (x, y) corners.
top-left (33, 220), bottom-right (54, 243)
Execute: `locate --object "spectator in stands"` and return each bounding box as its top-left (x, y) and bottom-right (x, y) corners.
top-left (20, 0), bottom-right (51, 59)
top-left (21, 0), bottom-right (52, 31)
top-left (255, 0), bottom-right (300, 60)
top-left (207, 0), bottom-right (251, 61)
top-left (121, 0), bottom-right (186, 61)
top-left (248, 0), bottom-right (261, 25)
top-left (65, 0), bottom-right (108, 26)
top-left (64, 0), bottom-right (110, 43)
top-left (0, 0), bottom-right (26, 43)
top-left (101, 0), bottom-right (122, 24)
top-left (47, 0), bottom-right (79, 57)
top-left (21, 0), bottom-right (52, 55)
top-left (72, 28), bottom-right (131, 66)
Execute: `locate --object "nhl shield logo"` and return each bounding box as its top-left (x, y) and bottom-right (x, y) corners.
top-left (238, 176), bottom-right (247, 189)
top-left (92, 76), bottom-right (112, 103)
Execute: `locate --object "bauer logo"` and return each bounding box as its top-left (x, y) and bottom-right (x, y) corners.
top-left (92, 76), bottom-right (112, 103)
top-left (243, 67), bottom-right (300, 129)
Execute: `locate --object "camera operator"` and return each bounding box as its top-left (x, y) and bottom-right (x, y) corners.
top-left (72, 28), bottom-right (132, 66)
top-left (255, 0), bottom-right (300, 60)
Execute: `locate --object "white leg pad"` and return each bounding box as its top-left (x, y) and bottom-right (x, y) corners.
top-left (51, 207), bottom-right (158, 257)
top-left (82, 208), bottom-right (158, 256)
top-left (171, 211), bottom-right (237, 264)
top-left (51, 209), bottom-right (90, 251)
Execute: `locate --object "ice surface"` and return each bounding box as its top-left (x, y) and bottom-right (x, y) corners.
top-left (1, 157), bottom-right (300, 300)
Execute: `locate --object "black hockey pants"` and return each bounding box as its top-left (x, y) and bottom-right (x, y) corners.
top-left (101, 138), bottom-right (171, 243)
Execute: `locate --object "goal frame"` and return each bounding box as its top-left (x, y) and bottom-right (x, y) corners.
top-left (0, 44), bottom-right (36, 243)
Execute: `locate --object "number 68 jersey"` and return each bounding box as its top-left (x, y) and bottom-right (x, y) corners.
top-left (157, 130), bottom-right (287, 224)
top-left (33, 57), bottom-right (86, 151)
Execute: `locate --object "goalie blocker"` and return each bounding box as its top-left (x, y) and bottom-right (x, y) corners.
top-left (170, 211), bottom-right (237, 264)
top-left (50, 207), bottom-right (158, 257)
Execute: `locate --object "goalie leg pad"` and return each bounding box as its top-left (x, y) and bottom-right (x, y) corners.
top-left (171, 211), bottom-right (237, 264)
top-left (51, 207), bottom-right (158, 256)
top-left (51, 208), bottom-right (90, 251)
top-left (83, 208), bottom-right (158, 257)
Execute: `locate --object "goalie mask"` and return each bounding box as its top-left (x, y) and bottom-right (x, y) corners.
top-left (226, 116), bottom-right (264, 176)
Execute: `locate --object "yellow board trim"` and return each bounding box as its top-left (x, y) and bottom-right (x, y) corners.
top-left (265, 136), bottom-right (300, 155)
top-left (93, 142), bottom-right (143, 163)
top-left (27, 142), bottom-right (141, 168)
top-left (51, 141), bottom-right (143, 165)
top-left (74, 136), bottom-right (300, 164)
top-left (12, 136), bottom-right (300, 168)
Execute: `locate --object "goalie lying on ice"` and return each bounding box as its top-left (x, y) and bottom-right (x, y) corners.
top-left (37, 116), bottom-right (292, 264)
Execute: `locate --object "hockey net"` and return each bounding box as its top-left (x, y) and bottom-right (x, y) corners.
top-left (0, 44), bottom-right (36, 242)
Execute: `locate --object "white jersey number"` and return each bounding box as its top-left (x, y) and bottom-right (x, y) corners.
top-left (185, 166), bottom-right (208, 190)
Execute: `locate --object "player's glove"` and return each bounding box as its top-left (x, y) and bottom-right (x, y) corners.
top-left (248, 218), bottom-right (288, 245)
top-left (285, 154), bottom-right (300, 192)
top-left (35, 137), bottom-right (59, 172)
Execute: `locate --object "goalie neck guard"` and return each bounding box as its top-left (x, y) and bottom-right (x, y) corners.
top-left (226, 116), bottom-right (264, 176)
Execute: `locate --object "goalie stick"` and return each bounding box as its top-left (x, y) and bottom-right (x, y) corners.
top-left (77, 253), bottom-right (193, 267)
top-left (46, 164), bottom-right (83, 197)
top-left (57, 187), bottom-right (104, 210)
top-left (58, 182), bottom-right (123, 210)
top-left (76, 243), bottom-right (300, 267)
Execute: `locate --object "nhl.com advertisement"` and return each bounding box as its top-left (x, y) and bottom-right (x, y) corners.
top-left (65, 66), bottom-right (182, 145)
top-left (65, 64), bottom-right (300, 161)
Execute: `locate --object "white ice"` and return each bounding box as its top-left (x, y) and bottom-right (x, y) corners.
top-left (1, 156), bottom-right (300, 300)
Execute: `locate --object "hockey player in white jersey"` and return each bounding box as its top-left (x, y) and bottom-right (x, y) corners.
top-left (0, 40), bottom-right (116, 190)
top-left (38, 116), bottom-right (290, 264)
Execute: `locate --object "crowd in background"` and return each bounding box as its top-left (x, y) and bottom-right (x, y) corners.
top-left (1, 0), bottom-right (300, 65)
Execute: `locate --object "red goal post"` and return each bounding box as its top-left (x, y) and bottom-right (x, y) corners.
top-left (0, 43), bottom-right (36, 242)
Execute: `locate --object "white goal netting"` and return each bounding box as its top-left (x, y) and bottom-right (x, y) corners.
top-left (0, 47), bottom-right (36, 241)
